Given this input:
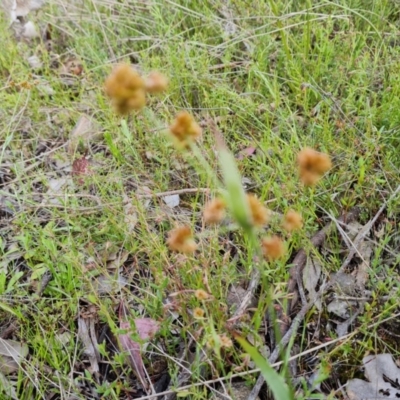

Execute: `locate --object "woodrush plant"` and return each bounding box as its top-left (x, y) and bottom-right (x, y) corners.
top-left (104, 62), bottom-right (332, 399)
top-left (1, 2), bottom-right (399, 398)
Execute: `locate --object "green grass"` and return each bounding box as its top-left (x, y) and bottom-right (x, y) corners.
top-left (0, 0), bottom-right (400, 398)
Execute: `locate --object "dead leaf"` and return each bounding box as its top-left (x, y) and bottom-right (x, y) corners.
top-left (45, 177), bottom-right (74, 205)
top-left (2, 0), bottom-right (43, 22)
top-left (327, 299), bottom-right (357, 319)
top-left (0, 339), bottom-right (29, 375)
top-left (0, 372), bottom-right (18, 399)
top-left (77, 317), bottom-right (99, 374)
top-left (27, 55), bottom-right (42, 70)
top-left (303, 257), bottom-right (322, 310)
top-left (237, 147), bottom-right (256, 160)
top-left (122, 195), bottom-right (138, 233)
top-left (163, 194), bottom-right (180, 208)
top-left (347, 354), bottom-right (400, 399)
top-left (95, 274), bottom-right (128, 294)
top-left (118, 303), bottom-right (160, 391)
top-left (22, 21), bottom-right (38, 38)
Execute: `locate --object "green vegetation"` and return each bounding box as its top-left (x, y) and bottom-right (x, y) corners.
top-left (0, 0), bottom-right (399, 399)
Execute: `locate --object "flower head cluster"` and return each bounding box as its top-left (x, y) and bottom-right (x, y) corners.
top-left (261, 236), bottom-right (285, 261)
top-left (206, 334), bottom-right (233, 350)
top-left (166, 226), bottom-right (197, 254)
top-left (105, 63), bottom-right (146, 114)
top-left (247, 194), bottom-right (270, 227)
top-left (203, 198), bottom-right (226, 225)
top-left (105, 64), bottom-right (168, 114)
top-left (169, 111), bottom-right (202, 148)
top-left (193, 307), bottom-right (205, 319)
top-left (195, 289), bottom-right (209, 301)
top-left (220, 334), bottom-right (233, 348)
top-left (282, 210), bottom-right (303, 232)
top-left (297, 147), bottom-right (332, 186)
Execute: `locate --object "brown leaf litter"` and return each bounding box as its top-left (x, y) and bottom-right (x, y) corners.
top-left (347, 354), bottom-right (400, 399)
top-left (118, 302), bottom-right (160, 393)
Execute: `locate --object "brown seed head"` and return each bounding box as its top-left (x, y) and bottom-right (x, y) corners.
top-left (220, 334), bottom-right (233, 348)
top-left (195, 289), bottom-right (209, 301)
top-left (104, 63), bottom-right (146, 113)
top-left (261, 236), bottom-right (285, 261)
top-left (193, 307), bottom-right (205, 319)
top-left (113, 89), bottom-right (147, 114)
top-left (247, 194), bottom-right (270, 227)
top-left (169, 111), bottom-right (202, 147)
top-left (282, 210), bottom-right (303, 232)
top-left (297, 147), bottom-right (332, 186)
top-left (203, 198), bottom-right (226, 224)
top-left (145, 71), bottom-right (169, 94)
top-left (167, 226), bottom-right (197, 254)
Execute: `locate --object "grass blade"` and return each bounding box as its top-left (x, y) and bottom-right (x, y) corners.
top-left (235, 335), bottom-right (294, 400)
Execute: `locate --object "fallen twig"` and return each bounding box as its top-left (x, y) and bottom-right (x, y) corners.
top-left (227, 267), bottom-right (260, 324)
top-left (137, 188), bottom-right (210, 198)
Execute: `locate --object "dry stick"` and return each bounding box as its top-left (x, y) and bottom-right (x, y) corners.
top-left (2, 142), bottom-right (69, 168)
top-left (227, 267), bottom-right (261, 324)
top-left (137, 188), bottom-right (210, 198)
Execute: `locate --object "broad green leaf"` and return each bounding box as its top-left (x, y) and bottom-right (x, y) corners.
top-left (236, 335), bottom-right (294, 400)
top-left (218, 148), bottom-right (252, 232)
